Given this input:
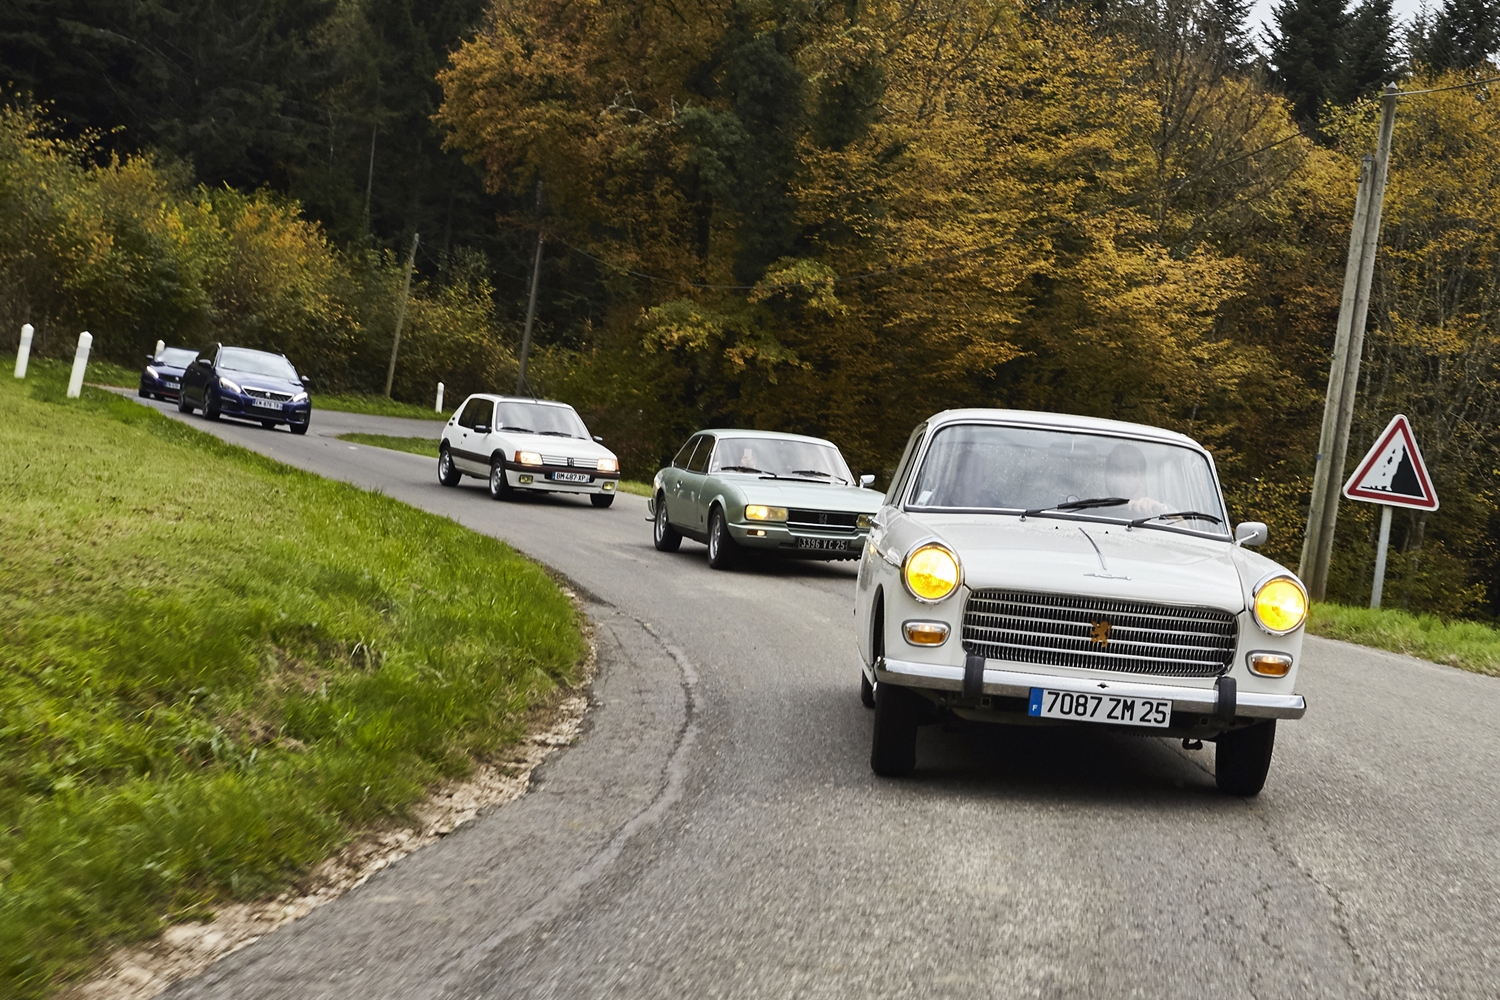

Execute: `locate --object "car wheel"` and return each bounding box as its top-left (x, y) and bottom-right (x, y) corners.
top-left (591, 493), bottom-right (615, 508)
top-left (707, 506), bottom-right (738, 570)
top-left (203, 391), bottom-right (220, 421)
top-left (870, 680), bottom-right (920, 777)
top-left (653, 494), bottom-right (682, 552)
top-left (1215, 720), bottom-right (1277, 796)
top-left (178, 393), bottom-right (193, 414)
top-left (261, 420), bottom-right (278, 429)
top-left (488, 457), bottom-right (513, 500)
top-left (437, 446), bottom-right (462, 487)
top-left (138, 386), bottom-right (148, 398)
top-left (290, 421), bottom-right (309, 436)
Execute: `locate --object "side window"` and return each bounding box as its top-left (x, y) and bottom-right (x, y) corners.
top-left (458, 398), bottom-right (492, 429)
top-left (672, 435), bottom-right (702, 469)
top-left (886, 423), bottom-right (928, 505)
top-left (686, 435), bottom-right (715, 474)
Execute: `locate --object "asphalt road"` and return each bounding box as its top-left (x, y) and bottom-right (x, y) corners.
top-left (131, 397), bottom-right (1500, 1000)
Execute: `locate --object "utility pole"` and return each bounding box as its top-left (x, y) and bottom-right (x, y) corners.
top-left (1299, 84), bottom-right (1400, 599)
top-left (384, 231), bottom-right (419, 398)
top-left (516, 181), bottom-right (544, 396)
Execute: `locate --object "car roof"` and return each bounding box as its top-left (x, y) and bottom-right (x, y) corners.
top-left (694, 427), bottom-right (842, 446)
top-left (923, 408), bottom-right (1203, 449)
top-left (469, 394), bottom-right (577, 409)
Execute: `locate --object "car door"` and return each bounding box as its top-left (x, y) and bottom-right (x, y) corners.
top-left (661, 435), bottom-right (699, 527)
top-left (183, 344), bottom-right (217, 406)
top-left (681, 434), bottom-right (716, 533)
top-left (451, 397), bottom-right (494, 473)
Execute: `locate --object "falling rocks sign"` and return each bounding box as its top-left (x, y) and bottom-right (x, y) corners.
top-left (1342, 414), bottom-right (1439, 511)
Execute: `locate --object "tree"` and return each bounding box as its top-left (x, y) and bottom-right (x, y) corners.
top-left (1266, 0), bottom-right (1349, 126)
top-left (1409, 0), bottom-right (1500, 69)
top-left (1335, 0), bottom-right (1400, 103)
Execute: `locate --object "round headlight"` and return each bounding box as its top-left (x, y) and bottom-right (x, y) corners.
top-left (1253, 576), bottom-right (1307, 635)
top-left (903, 543), bottom-right (961, 602)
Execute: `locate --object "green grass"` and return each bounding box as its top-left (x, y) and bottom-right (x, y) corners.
top-left (316, 393), bottom-right (448, 420)
top-left (337, 433), bottom-right (439, 457)
top-left (617, 480), bottom-right (652, 497)
top-left (0, 358), bottom-right (583, 998)
top-left (1310, 603), bottom-right (1500, 676)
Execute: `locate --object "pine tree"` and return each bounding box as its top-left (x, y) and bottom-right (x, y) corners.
top-left (1267, 0), bottom-right (1350, 125)
top-left (1410, 0), bottom-right (1500, 69)
top-left (1200, 0), bottom-right (1256, 69)
top-left (1336, 0), bottom-right (1400, 102)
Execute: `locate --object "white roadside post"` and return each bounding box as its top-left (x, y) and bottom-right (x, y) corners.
top-left (67, 331), bottom-right (92, 398)
top-left (154, 338), bottom-right (164, 358)
top-left (1342, 414), bottom-right (1439, 609)
top-left (435, 381), bottom-right (444, 412)
top-left (14, 324), bottom-right (33, 378)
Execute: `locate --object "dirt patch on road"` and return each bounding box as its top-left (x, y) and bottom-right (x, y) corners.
top-left (59, 614), bottom-right (597, 1000)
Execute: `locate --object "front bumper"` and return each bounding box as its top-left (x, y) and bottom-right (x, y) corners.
top-left (876, 656), bottom-right (1305, 720)
top-left (216, 392), bottom-right (311, 425)
top-left (508, 466), bottom-right (618, 495)
top-left (141, 374), bottom-right (182, 398)
top-left (729, 521), bottom-right (866, 557)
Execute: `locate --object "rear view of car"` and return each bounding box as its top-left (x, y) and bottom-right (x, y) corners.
top-left (139, 346), bottom-right (197, 400)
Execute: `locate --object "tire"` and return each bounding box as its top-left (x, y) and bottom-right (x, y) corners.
top-left (706, 506), bottom-right (738, 570)
top-left (290, 420), bottom-right (309, 436)
top-left (1215, 720), bottom-right (1277, 796)
top-left (591, 493), bottom-right (615, 508)
top-left (137, 386), bottom-right (148, 398)
top-left (653, 494), bottom-right (682, 552)
top-left (488, 457), bottom-right (513, 500)
top-left (178, 393), bottom-right (193, 414)
top-left (261, 420), bottom-right (278, 430)
top-left (870, 680), bottom-right (920, 777)
top-left (203, 391), bottom-right (220, 421)
top-left (860, 671), bottom-right (876, 709)
top-left (437, 446), bottom-right (462, 487)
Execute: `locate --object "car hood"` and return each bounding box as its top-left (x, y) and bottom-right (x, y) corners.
top-left (149, 363), bottom-right (187, 376)
top-left (497, 431), bottom-right (617, 462)
top-left (914, 514), bottom-right (1249, 612)
top-left (726, 477), bottom-right (884, 512)
top-left (224, 371), bottom-right (304, 394)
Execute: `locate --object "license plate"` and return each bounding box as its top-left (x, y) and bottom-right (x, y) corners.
top-left (1028, 688), bottom-right (1172, 728)
top-left (796, 537), bottom-right (850, 551)
top-left (251, 398), bottom-right (283, 410)
top-left (163, 379), bottom-right (179, 387)
top-left (550, 471), bottom-right (591, 483)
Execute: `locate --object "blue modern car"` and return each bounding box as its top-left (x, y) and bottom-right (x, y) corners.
top-left (138, 346), bottom-right (197, 400)
top-left (178, 344), bottom-right (312, 434)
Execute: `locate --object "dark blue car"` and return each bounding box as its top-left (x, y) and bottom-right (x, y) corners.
top-left (139, 346), bottom-right (197, 400)
top-left (178, 344), bottom-right (312, 434)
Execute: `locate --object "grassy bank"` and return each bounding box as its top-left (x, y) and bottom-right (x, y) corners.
top-left (1310, 604), bottom-right (1500, 676)
top-left (0, 360), bottom-right (584, 997)
top-left (316, 394), bottom-right (447, 420)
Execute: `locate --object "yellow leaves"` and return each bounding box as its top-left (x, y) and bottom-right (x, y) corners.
top-left (751, 259), bottom-right (845, 316)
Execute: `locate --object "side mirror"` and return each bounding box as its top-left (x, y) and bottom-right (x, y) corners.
top-left (146, 354), bottom-right (156, 363)
top-left (473, 424), bottom-right (491, 434)
top-left (1235, 522), bottom-right (1268, 547)
top-left (859, 474), bottom-right (875, 488)
top-left (196, 358), bottom-right (212, 367)
top-left (593, 435), bottom-right (604, 444)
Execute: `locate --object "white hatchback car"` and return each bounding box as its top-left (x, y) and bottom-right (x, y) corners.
top-left (856, 409), bottom-right (1307, 795)
top-left (438, 394), bottom-right (621, 507)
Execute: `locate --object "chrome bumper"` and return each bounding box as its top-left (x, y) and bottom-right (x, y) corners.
top-left (876, 656), bottom-right (1305, 720)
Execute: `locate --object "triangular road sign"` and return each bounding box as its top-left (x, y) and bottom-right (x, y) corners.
top-left (1343, 414), bottom-right (1439, 511)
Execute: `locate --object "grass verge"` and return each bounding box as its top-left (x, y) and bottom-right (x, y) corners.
top-left (337, 433), bottom-right (439, 457)
top-left (1309, 603), bottom-right (1500, 676)
top-left (617, 480), bottom-right (652, 497)
top-left (315, 394), bottom-right (447, 420)
top-left (0, 358), bottom-right (584, 998)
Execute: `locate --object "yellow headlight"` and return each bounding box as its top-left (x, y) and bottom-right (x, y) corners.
top-left (745, 505), bottom-right (787, 521)
top-left (596, 457), bottom-right (618, 473)
top-left (904, 544), bottom-right (961, 602)
top-left (516, 450), bottom-right (543, 466)
top-left (1253, 577), bottom-right (1307, 634)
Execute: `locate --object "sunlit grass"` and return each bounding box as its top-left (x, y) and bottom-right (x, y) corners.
top-left (1309, 603), bottom-right (1500, 676)
top-left (316, 393), bottom-right (448, 420)
top-left (337, 433), bottom-right (439, 456)
top-left (0, 357), bottom-right (583, 997)
top-left (617, 480), bottom-right (652, 497)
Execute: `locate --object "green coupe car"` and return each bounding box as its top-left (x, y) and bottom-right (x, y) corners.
top-left (649, 429), bottom-right (884, 569)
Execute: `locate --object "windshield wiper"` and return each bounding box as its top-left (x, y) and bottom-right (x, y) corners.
top-left (498, 425), bottom-right (534, 433)
top-left (538, 431), bottom-right (574, 437)
top-left (1129, 510), bottom-right (1223, 529)
top-left (790, 469), bottom-right (849, 483)
top-left (1021, 497), bottom-right (1129, 519)
top-left (719, 465), bottom-right (769, 475)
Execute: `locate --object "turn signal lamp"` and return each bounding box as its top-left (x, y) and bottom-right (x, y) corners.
top-left (903, 543), bottom-right (961, 602)
top-left (903, 621), bottom-right (950, 646)
top-left (516, 450), bottom-right (543, 466)
top-left (745, 505), bottom-right (788, 521)
top-left (596, 457), bottom-right (618, 473)
top-left (856, 513), bottom-right (875, 530)
top-left (1247, 652), bottom-right (1293, 677)
top-left (1253, 577), bottom-right (1308, 635)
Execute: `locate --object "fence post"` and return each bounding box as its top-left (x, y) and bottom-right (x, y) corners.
top-left (67, 331), bottom-right (92, 398)
top-left (14, 324), bottom-right (33, 378)
top-left (154, 339), bottom-right (164, 359)
top-left (435, 382), bottom-right (444, 412)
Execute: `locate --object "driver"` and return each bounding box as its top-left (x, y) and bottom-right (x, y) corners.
top-left (1105, 444), bottom-right (1169, 519)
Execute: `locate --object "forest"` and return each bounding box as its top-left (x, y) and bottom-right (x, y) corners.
top-left (1, 0), bottom-right (1498, 617)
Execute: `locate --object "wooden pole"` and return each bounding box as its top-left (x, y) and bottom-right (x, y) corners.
top-left (516, 181), bottom-right (544, 396)
top-left (384, 232), bottom-right (419, 398)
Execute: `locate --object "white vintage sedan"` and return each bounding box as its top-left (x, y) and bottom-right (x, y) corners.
top-left (438, 394), bottom-right (621, 506)
top-left (855, 409), bottom-right (1307, 795)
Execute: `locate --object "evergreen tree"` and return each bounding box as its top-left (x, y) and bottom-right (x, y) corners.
top-left (1336, 0), bottom-right (1400, 102)
top-left (1410, 0), bottom-right (1500, 69)
top-left (1200, 0), bottom-right (1257, 69)
top-left (1266, 0), bottom-right (1349, 125)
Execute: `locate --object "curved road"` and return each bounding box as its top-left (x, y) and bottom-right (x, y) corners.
top-left (132, 399), bottom-right (1499, 999)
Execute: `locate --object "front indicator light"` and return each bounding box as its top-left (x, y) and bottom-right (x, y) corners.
top-left (903, 621), bottom-right (950, 646)
top-left (1253, 576), bottom-right (1307, 635)
top-left (596, 457), bottom-right (618, 473)
top-left (745, 505), bottom-right (787, 521)
top-left (516, 450), bottom-right (543, 466)
top-left (856, 513), bottom-right (875, 530)
top-left (1247, 652), bottom-right (1293, 677)
top-left (602, 481), bottom-right (615, 491)
top-left (903, 543), bottom-right (961, 602)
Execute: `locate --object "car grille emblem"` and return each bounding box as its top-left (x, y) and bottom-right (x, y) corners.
top-left (1090, 620), bottom-right (1112, 648)
top-left (815, 512), bottom-right (829, 524)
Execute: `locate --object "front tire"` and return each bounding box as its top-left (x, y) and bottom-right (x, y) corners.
top-left (591, 493), bottom-right (615, 508)
top-left (706, 506), bottom-right (738, 570)
top-left (203, 392), bottom-right (220, 421)
top-left (653, 494), bottom-right (682, 552)
top-left (488, 457), bottom-right (513, 500)
top-left (290, 420), bottom-right (308, 436)
top-left (870, 681), bottom-right (920, 777)
top-left (261, 420), bottom-right (278, 429)
top-left (1215, 721), bottom-right (1276, 796)
top-left (437, 446), bottom-right (461, 487)
top-left (178, 393), bottom-right (193, 414)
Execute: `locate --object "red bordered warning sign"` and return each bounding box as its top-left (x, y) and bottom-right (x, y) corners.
top-left (1343, 414), bottom-right (1439, 511)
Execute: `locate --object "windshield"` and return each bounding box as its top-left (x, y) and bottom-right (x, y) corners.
top-left (219, 348), bottom-right (299, 381)
top-left (494, 401), bottom-right (591, 439)
top-left (710, 437), bottom-right (854, 484)
top-left (155, 347), bottom-right (197, 367)
top-left (908, 424), bottom-right (1227, 534)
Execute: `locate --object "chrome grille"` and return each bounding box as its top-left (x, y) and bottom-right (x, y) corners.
top-left (962, 590), bottom-right (1236, 678)
top-left (786, 509), bottom-right (859, 533)
top-left (244, 387), bottom-right (292, 401)
top-left (541, 454), bottom-right (573, 467)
